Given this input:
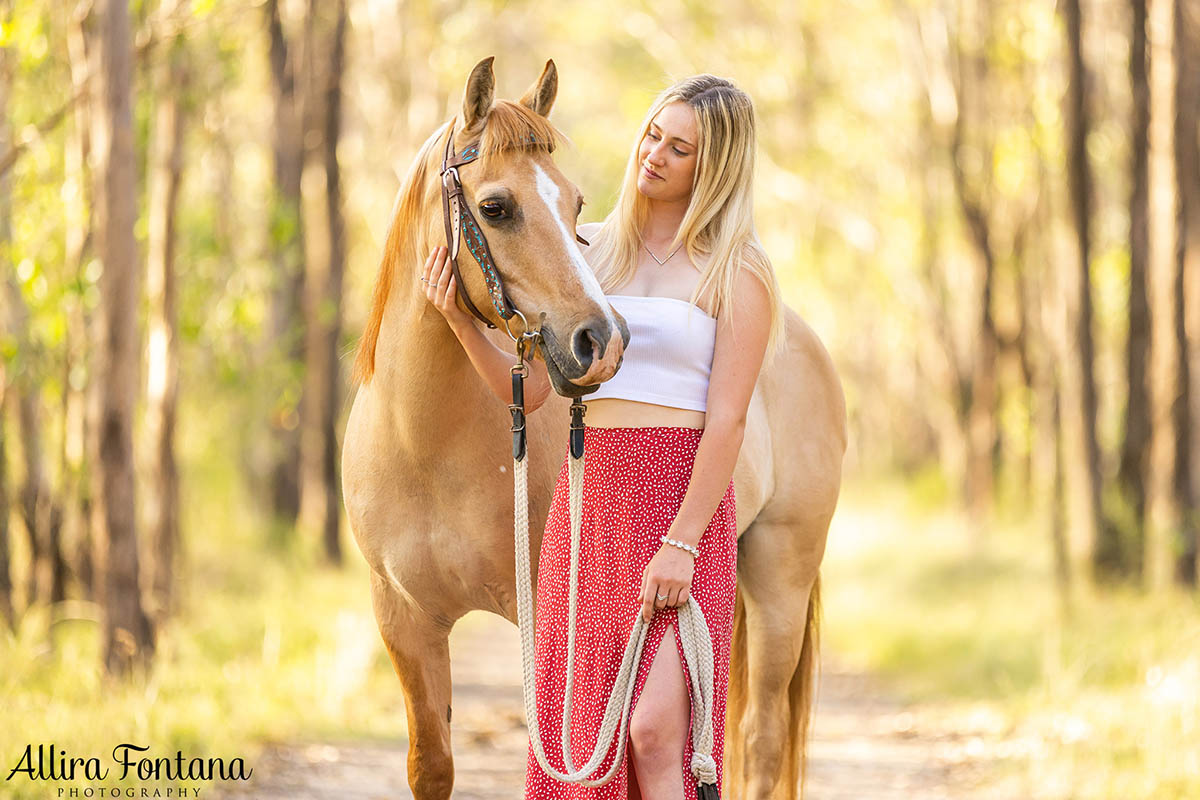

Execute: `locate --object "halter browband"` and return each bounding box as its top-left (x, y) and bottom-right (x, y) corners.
top-left (441, 124), bottom-right (512, 329)
top-left (439, 121), bottom-right (590, 331)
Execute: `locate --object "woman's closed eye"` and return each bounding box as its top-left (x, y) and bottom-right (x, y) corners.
top-left (648, 130), bottom-right (689, 157)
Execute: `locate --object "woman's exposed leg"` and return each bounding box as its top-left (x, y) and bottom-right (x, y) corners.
top-left (628, 619), bottom-right (691, 799)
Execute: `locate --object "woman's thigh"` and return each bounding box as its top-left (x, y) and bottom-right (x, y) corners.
top-left (629, 619), bottom-right (691, 764)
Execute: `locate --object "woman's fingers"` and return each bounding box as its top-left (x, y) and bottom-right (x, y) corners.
top-left (422, 247), bottom-right (453, 307)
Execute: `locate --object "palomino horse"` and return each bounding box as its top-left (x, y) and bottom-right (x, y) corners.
top-left (342, 57), bottom-right (847, 799)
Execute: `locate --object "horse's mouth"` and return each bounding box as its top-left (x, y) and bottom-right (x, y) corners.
top-left (535, 326), bottom-right (619, 400)
top-left (537, 326), bottom-right (609, 399)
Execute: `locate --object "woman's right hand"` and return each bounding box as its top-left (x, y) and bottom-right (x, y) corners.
top-left (422, 245), bottom-right (474, 333)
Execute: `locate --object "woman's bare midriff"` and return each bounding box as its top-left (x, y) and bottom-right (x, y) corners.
top-left (582, 397), bottom-right (706, 430)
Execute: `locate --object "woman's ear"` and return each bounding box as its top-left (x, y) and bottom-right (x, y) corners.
top-left (462, 56), bottom-right (496, 132)
top-left (519, 59), bottom-right (558, 118)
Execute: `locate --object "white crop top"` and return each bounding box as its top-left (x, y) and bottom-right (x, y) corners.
top-left (585, 295), bottom-right (717, 412)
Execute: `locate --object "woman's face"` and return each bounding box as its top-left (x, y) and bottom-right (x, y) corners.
top-left (636, 101), bottom-right (698, 204)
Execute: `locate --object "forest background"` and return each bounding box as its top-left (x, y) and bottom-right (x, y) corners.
top-left (1, 0), bottom-right (1198, 797)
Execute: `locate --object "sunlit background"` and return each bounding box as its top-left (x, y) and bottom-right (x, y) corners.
top-left (2, 0), bottom-right (1199, 797)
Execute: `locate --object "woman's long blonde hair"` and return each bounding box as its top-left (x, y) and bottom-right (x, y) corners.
top-left (589, 74), bottom-right (785, 366)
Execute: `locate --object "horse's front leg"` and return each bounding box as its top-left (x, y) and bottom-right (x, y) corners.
top-left (370, 570), bottom-right (456, 799)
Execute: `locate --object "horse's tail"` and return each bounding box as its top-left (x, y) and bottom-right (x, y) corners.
top-left (724, 585), bottom-right (749, 797)
top-left (724, 572), bottom-right (821, 799)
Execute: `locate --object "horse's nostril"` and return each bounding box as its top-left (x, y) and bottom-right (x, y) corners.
top-left (571, 324), bottom-right (607, 367)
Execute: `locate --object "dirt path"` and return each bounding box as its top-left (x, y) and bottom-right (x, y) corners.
top-left (213, 611), bottom-right (1012, 800)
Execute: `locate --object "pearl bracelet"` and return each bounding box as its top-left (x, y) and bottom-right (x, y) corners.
top-left (659, 534), bottom-right (699, 559)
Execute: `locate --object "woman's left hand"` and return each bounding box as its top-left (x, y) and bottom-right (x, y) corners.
top-left (640, 541), bottom-right (696, 622)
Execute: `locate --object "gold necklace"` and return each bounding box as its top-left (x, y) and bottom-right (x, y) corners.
top-left (643, 242), bottom-right (682, 266)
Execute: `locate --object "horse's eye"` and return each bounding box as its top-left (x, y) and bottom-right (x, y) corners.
top-left (480, 202), bottom-right (505, 219)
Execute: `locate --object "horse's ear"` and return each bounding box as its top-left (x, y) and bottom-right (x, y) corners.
top-left (519, 59), bottom-right (557, 117)
top-left (462, 56), bottom-right (496, 132)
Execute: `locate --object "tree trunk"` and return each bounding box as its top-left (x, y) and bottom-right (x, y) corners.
top-left (145, 3), bottom-right (186, 619)
top-left (265, 0), bottom-right (306, 528)
top-left (66, 0), bottom-right (96, 601)
top-left (297, 0), bottom-right (347, 563)
top-left (92, 0), bottom-right (154, 675)
top-left (1061, 0), bottom-right (1111, 582)
top-left (0, 17), bottom-right (13, 625)
top-left (1172, 0), bottom-right (1199, 583)
top-left (6, 278), bottom-right (67, 607)
top-left (319, 0), bottom-right (347, 564)
top-left (0, 381), bottom-right (11, 628)
top-left (947, 5), bottom-right (999, 523)
top-left (1145, 0), bottom-right (1182, 590)
top-left (1120, 0), bottom-right (1153, 574)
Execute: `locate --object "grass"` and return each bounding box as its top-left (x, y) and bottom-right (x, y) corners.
top-left (822, 473), bottom-right (1200, 800)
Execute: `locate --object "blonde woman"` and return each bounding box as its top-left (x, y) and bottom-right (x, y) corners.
top-left (423, 75), bottom-right (782, 799)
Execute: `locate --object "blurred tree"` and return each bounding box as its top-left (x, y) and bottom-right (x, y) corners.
top-left (145, 0), bottom-right (188, 619)
top-left (1171, 0), bottom-right (1198, 584)
top-left (90, 0), bottom-right (154, 674)
top-left (947, 0), bottom-right (1000, 523)
top-left (1144, 0), bottom-right (1183, 590)
top-left (65, 0), bottom-right (96, 600)
top-left (1060, 0), bottom-right (1113, 582)
top-left (301, 0), bottom-right (348, 565)
top-left (0, 382), bottom-right (10, 628)
top-left (8, 272), bottom-right (67, 606)
top-left (264, 0), bottom-right (307, 528)
top-left (0, 0), bottom-right (12, 627)
top-left (1119, 0), bottom-right (1152, 574)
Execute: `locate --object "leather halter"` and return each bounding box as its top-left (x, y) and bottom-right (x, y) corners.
top-left (439, 121), bottom-right (589, 331)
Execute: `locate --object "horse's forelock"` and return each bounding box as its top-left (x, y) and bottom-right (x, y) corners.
top-left (477, 100), bottom-right (563, 160)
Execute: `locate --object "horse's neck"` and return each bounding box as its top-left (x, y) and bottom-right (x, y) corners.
top-left (369, 246), bottom-right (492, 437)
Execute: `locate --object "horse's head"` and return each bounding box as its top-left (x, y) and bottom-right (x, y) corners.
top-left (439, 57), bottom-right (628, 397)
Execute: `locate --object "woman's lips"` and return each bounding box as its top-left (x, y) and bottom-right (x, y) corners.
top-left (642, 165), bottom-right (664, 180)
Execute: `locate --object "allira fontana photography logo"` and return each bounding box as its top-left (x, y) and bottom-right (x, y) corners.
top-left (6, 743), bottom-right (253, 796)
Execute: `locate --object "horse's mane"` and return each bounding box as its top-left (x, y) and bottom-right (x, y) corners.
top-left (351, 100), bottom-right (563, 387)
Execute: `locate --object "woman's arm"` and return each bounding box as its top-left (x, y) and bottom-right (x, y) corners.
top-left (423, 246), bottom-right (554, 413)
top-left (668, 267), bottom-right (772, 547)
top-left (452, 319), bottom-right (553, 413)
top-left (637, 266), bottom-right (771, 620)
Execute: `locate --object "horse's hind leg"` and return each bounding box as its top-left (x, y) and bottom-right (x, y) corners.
top-left (370, 570), bottom-right (456, 800)
top-left (727, 518), bottom-right (824, 800)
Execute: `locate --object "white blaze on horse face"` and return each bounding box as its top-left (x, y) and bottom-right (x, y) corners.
top-left (531, 163), bottom-right (613, 318)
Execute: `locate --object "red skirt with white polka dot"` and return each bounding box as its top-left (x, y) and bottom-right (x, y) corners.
top-left (523, 425), bottom-right (738, 800)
